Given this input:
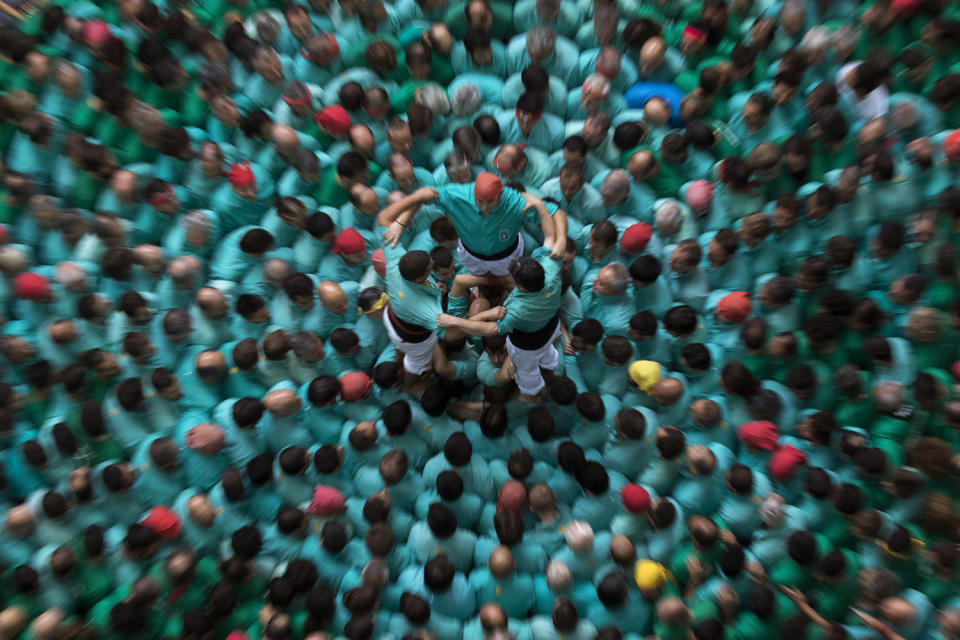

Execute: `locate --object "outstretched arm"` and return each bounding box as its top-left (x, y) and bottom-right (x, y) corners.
top-left (378, 187), bottom-right (439, 246)
top-left (436, 312), bottom-right (500, 337)
top-left (522, 193), bottom-right (558, 253)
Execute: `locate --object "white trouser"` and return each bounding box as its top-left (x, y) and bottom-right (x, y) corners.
top-left (457, 234), bottom-right (524, 276)
top-left (382, 312), bottom-right (438, 375)
top-left (506, 323), bottom-right (562, 395)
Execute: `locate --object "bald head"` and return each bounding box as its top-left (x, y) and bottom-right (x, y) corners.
top-left (428, 23), bottom-right (453, 54)
top-left (134, 244), bottom-right (166, 273)
top-left (350, 125), bottom-right (375, 157)
top-left (686, 444), bottom-right (717, 476)
top-left (272, 124), bottom-right (300, 154)
top-left (652, 377), bottom-right (684, 405)
top-left (489, 546), bottom-right (515, 578)
top-left (640, 37), bottom-right (666, 72)
top-left (318, 281), bottom-right (348, 314)
top-left (196, 287), bottom-right (227, 317)
top-left (691, 398), bottom-right (722, 428)
top-left (30, 608), bottom-right (64, 639)
top-left (55, 261), bottom-right (87, 292)
top-left (644, 97), bottom-right (671, 125)
top-left (5, 506), bottom-right (34, 537)
top-left (880, 597), bottom-right (917, 628)
top-left (610, 534), bottom-right (635, 565)
top-left (656, 596), bottom-right (690, 625)
top-left (873, 382), bottom-right (903, 412)
top-left (110, 170), bottom-right (138, 200)
top-left (195, 350), bottom-right (227, 380)
top-left (628, 149), bottom-right (657, 181)
top-left (688, 515), bottom-right (718, 545)
top-left (263, 258), bottom-right (292, 287)
top-left (479, 603), bottom-right (507, 631)
top-left (494, 144), bottom-right (524, 175)
top-left (0, 247), bottom-right (27, 274)
top-left (168, 256), bottom-right (200, 286)
top-left (546, 560), bottom-right (572, 592)
top-left (264, 388), bottom-right (302, 417)
top-left (350, 183), bottom-right (379, 215)
top-left (187, 494), bottom-right (216, 527)
top-left (0, 606), bottom-right (28, 637)
top-left (858, 118), bottom-right (887, 148)
top-left (49, 320), bottom-right (78, 345)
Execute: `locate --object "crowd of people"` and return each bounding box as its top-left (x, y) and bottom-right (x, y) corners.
top-left (1, 0), bottom-right (960, 637)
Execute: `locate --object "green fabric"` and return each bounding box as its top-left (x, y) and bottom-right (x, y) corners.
top-left (314, 166), bottom-right (351, 208)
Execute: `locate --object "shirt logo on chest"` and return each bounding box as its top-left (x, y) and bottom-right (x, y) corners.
top-left (499, 229), bottom-right (509, 242)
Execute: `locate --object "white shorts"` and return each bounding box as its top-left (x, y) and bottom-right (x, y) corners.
top-left (506, 322), bottom-right (562, 395)
top-left (457, 234), bottom-right (524, 277)
top-left (382, 312), bottom-right (438, 375)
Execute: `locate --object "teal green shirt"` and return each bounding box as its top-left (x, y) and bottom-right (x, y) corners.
top-left (381, 231), bottom-right (445, 335)
top-left (498, 247), bottom-right (563, 334)
top-left (437, 183), bottom-right (528, 255)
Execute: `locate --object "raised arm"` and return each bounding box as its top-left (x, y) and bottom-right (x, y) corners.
top-left (522, 193), bottom-right (557, 251)
top-left (378, 187), bottom-right (439, 246)
top-left (549, 207), bottom-right (568, 258)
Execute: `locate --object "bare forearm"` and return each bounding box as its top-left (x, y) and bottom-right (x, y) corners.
top-left (451, 274), bottom-right (488, 299)
top-left (550, 208), bottom-right (568, 251)
top-left (470, 307), bottom-right (503, 322)
top-left (451, 316), bottom-right (499, 336)
top-left (377, 192), bottom-right (424, 226)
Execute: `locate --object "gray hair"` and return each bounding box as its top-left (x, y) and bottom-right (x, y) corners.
top-left (859, 568), bottom-right (900, 604)
top-left (545, 561), bottom-right (572, 591)
top-left (198, 62), bottom-right (233, 93)
top-left (283, 81), bottom-right (310, 104)
top-left (443, 151), bottom-right (470, 174)
top-left (780, 0), bottom-right (805, 19)
top-left (526, 26), bottom-right (557, 59)
top-left (55, 261), bottom-right (86, 287)
top-left (582, 74), bottom-right (611, 100)
top-left (535, 0), bottom-right (561, 11)
top-left (831, 25), bottom-right (857, 51)
top-left (450, 83), bottom-right (482, 116)
top-left (361, 558), bottom-right (390, 588)
top-left (291, 330), bottom-right (320, 358)
top-left (801, 26), bottom-right (830, 53)
top-left (655, 201), bottom-right (683, 233)
top-left (416, 84), bottom-right (450, 116)
top-left (254, 12), bottom-right (280, 43)
top-left (182, 210), bottom-right (212, 235)
top-left (600, 169), bottom-right (630, 199)
top-left (604, 262), bottom-right (630, 293)
top-left (293, 148), bottom-right (320, 174)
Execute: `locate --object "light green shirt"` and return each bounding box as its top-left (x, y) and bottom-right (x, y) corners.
top-left (436, 183), bottom-right (528, 255)
top-left (498, 247), bottom-right (563, 334)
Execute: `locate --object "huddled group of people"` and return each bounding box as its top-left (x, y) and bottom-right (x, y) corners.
top-left (2, 0), bottom-right (960, 637)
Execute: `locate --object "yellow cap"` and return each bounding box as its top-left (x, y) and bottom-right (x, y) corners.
top-left (634, 559), bottom-right (671, 590)
top-left (628, 360), bottom-right (661, 392)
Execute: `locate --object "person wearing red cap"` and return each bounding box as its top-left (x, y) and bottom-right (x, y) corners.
top-left (13, 272), bottom-right (52, 302)
top-left (381, 174), bottom-right (565, 276)
top-left (317, 227), bottom-right (369, 282)
top-left (620, 222), bottom-right (654, 256)
top-left (738, 420), bottom-right (781, 472)
top-left (140, 505), bottom-right (183, 540)
top-left (313, 104), bottom-right (352, 141)
top-left (339, 371), bottom-right (372, 401)
top-left (211, 161), bottom-right (276, 229)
